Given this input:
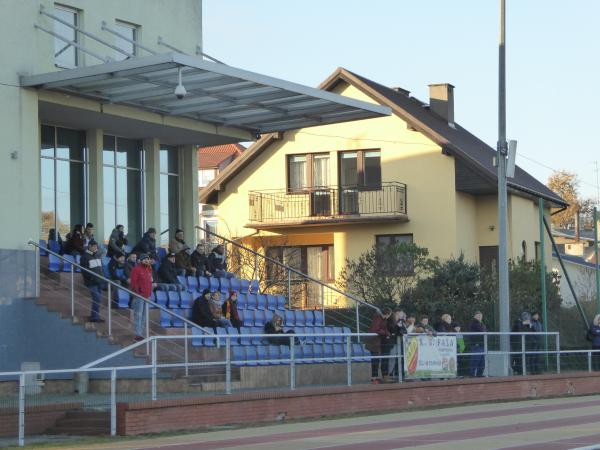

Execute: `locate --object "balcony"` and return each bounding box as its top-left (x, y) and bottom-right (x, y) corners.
top-left (247, 182), bottom-right (408, 229)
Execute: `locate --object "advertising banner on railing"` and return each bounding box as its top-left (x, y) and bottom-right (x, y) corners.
top-left (403, 335), bottom-right (457, 379)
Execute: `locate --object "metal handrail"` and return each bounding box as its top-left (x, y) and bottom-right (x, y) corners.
top-left (194, 225), bottom-right (380, 314)
top-left (29, 240), bottom-right (213, 336)
top-left (248, 181), bottom-right (408, 194)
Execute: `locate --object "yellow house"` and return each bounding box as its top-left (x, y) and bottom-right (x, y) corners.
top-left (200, 68), bottom-right (567, 306)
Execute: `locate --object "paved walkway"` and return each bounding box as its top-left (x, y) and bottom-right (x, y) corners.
top-left (23, 395), bottom-right (600, 449)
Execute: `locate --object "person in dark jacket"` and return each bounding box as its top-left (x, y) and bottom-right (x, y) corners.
top-left (387, 309), bottom-right (407, 378)
top-left (192, 289), bottom-right (219, 331)
top-left (529, 312), bottom-right (543, 374)
top-left (468, 311), bottom-right (487, 377)
top-left (591, 314), bottom-right (600, 371)
top-left (264, 313), bottom-right (296, 346)
top-left (367, 307), bottom-right (393, 383)
top-left (175, 249), bottom-right (196, 276)
top-left (435, 314), bottom-right (454, 333)
top-left (132, 228), bottom-right (157, 259)
top-left (222, 291), bottom-right (242, 332)
top-left (79, 240), bottom-right (104, 322)
top-left (207, 245), bottom-right (234, 279)
top-left (191, 244), bottom-right (211, 277)
top-left (511, 312), bottom-right (534, 375)
top-left (124, 252), bottom-right (137, 280)
top-left (107, 251), bottom-right (128, 308)
top-left (63, 224), bottom-right (85, 255)
top-left (107, 225), bottom-right (127, 258)
top-left (157, 252), bottom-right (184, 290)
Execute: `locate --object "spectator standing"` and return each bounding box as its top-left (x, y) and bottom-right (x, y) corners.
top-left (366, 307), bottom-right (392, 384)
top-left (133, 228), bottom-right (158, 259)
top-left (169, 229), bottom-right (190, 255)
top-left (129, 253), bottom-right (155, 341)
top-left (468, 311), bottom-right (487, 377)
top-left (416, 316), bottom-right (435, 335)
top-left (222, 291), bottom-right (242, 332)
top-left (208, 245), bottom-right (235, 279)
top-left (405, 315), bottom-right (416, 334)
top-left (63, 224), bottom-right (85, 255)
top-left (590, 314), bottom-right (600, 371)
top-left (387, 309), bottom-right (407, 379)
top-left (107, 225), bottom-right (127, 258)
top-left (530, 312), bottom-right (543, 374)
top-left (157, 252), bottom-right (184, 291)
top-left (453, 322), bottom-right (466, 376)
top-left (511, 312), bottom-right (534, 375)
top-left (79, 240), bottom-right (104, 323)
top-left (191, 244), bottom-right (211, 277)
top-left (435, 314), bottom-right (453, 333)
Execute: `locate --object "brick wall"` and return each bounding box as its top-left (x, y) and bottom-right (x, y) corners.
top-left (117, 372), bottom-right (600, 436)
top-left (0, 403), bottom-right (81, 437)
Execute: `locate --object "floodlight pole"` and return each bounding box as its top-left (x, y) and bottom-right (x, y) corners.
top-left (497, 0), bottom-right (510, 374)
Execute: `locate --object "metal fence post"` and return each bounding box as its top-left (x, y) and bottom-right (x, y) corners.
top-left (290, 336), bottom-right (296, 390)
top-left (346, 335), bottom-right (352, 386)
top-left (184, 323), bottom-right (189, 377)
top-left (287, 269), bottom-right (291, 308)
top-left (225, 337), bottom-right (231, 395)
top-left (521, 334), bottom-right (527, 376)
top-left (145, 302), bottom-right (150, 354)
top-left (588, 350), bottom-right (592, 373)
top-left (555, 334), bottom-right (561, 374)
top-left (18, 373), bottom-right (25, 447)
top-left (107, 283), bottom-right (112, 337)
top-left (70, 264), bottom-right (75, 318)
top-left (151, 339), bottom-right (157, 401)
top-left (483, 333), bottom-right (489, 377)
top-left (355, 302), bottom-right (360, 341)
top-left (110, 368), bottom-right (116, 436)
top-left (321, 284), bottom-right (325, 324)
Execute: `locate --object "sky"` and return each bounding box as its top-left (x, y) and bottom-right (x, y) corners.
top-left (203, 0), bottom-right (600, 203)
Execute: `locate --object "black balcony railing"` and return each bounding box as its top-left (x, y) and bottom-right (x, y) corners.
top-left (248, 182), bottom-right (407, 224)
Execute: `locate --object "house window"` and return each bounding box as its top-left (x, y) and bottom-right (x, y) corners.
top-left (114, 20), bottom-right (138, 60)
top-left (339, 149), bottom-right (381, 188)
top-left (159, 146), bottom-right (180, 245)
top-left (53, 5), bottom-right (78, 68)
top-left (375, 234), bottom-right (414, 275)
top-left (198, 168), bottom-right (217, 187)
top-left (287, 153), bottom-right (330, 191)
top-left (266, 245), bottom-right (334, 282)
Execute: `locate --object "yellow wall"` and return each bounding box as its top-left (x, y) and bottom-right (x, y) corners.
top-left (215, 81), bottom-right (554, 274)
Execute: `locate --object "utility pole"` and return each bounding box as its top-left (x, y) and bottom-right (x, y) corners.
top-left (497, 0), bottom-right (510, 374)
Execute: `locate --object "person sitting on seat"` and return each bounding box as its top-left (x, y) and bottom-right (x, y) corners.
top-left (175, 249), bottom-right (197, 277)
top-left (107, 224), bottom-right (127, 258)
top-left (264, 313), bottom-right (296, 346)
top-left (207, 245), bottom-right (235, 279)
top-left (63, 224), bottom-right (85, 255)
top-left (132, 227), bottom-right (157, 260)
top-left (108, 252), bottom-right (128, 286)
top-left (191, 289), bottom-right (231, 331)
top-left (222, 291), bottom-right (242, 332)
top-left (83, 222), bottom-right (96, 248)
top-left (191, 244), bottom-right (211, 277)
top-left (157, 252), bottom-right (184, 291)
top-left (169, 229), bottom-right (190, 255)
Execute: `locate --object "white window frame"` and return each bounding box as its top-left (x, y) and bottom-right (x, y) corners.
top-left (53, 4), bottom-right (79, 69)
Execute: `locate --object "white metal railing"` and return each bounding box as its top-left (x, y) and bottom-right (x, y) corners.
top-left (4, 330), bottom-right (600, 447)
top-left (29, 240), bottom-right (213, 356)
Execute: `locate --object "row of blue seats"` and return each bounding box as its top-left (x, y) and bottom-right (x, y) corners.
top-left (228, 344), bottom-right (371, 366)
top-left (177, 275), bottom-right (259, 295)
top-left (191, 326), bottom-right (351, 346)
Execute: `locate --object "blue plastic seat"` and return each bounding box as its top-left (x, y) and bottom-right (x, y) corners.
top-left (304, 310), bottom-right (315, 326)
top-left (123, 244), bottom-right (133, 254)
top-left (226, 327), bottom-right (240, 345)
top-left (237, 293), bottom-right (247, 309)
top-left (239, 326), bottom-right (252, 345)
top-left (312, 345), bottom-right (325, 363)
top-left (198, 276), bottom-right (209, 291)
top-left (324, 326), bottom-right (335, 344)
top-left (232, 347), bottom-right (245, 366)
top-left (186, 276), bottom-right (198, 293)
top-left (276, 295), bottom-right (286, 310)
top-left (229, 278), bottom-right (241, 292)
top-left (48, 240), bottom-right (61, 254)
top-left (192, 327), bottom-right (204, 347)
top-left (179, 291), bottom-right (192, 309)
top-left (203, 332), bottom-right (216, 347)
top-left (249, 279), bottom-right (259, 293)
top-left (216, 327), bottom-right (228, 346)
top-left (293, 310), bottom-right (305, 326)
top-left (284, 310), bottom-right (295, 327)
top-left (74, 254), bottom-right (81, 272)
top-left (264, 310), bottom-right (274, 324)
top-left (245, 346), bottom-right (258, 366)
top-left (314, 310), bottom-right (325, 326)
top-left (303, 326), bottom-right (315, 344)
top-left (219, 277), bottom-right (230, 293)
top-left (39, 240), bottom-right (48, 256)
top-left (208, 277), bottom-right (220, 292)
top-left (160, 309), bottom-right (172, 327)
top-left (62, 254), bottom-right (75, 272)
top-left (242, 310), bottom-right (254, 327)
top-left (256, 345), bottom-right (269, 366)
top-left (251, 326), bottom-right (263, 345)
top-left (117, 288), bottom-right (130, 308)
top-left (298, 345), bottom-right (312, 364)
top-left (352, 344), bottom-right (366, 362)
top-left (167, 291), bottom-right (180, 308)
top-left (157, 247), bottom-right (167, 261)
top-left (48, 254), bottom-right (61, 272)
top-left (155, 290), bottom-right (168, 307)
top-left (332, 327), bottom-right (344, 343)
top-left (279, 345), bottom-right (290, 363)
top-left (253, 310), bottom-right (266, 327)
top-left (240, 279), bottom-right (250, 294)
top-left (256, 294), bottom-right (267, 310)
top-left (333, 344), bottom-right (346, 361)
top-left (245, 294), bottom-right (257, 310)
top-left (313, 326), bottom-right (325, 344)
top-left (323, 344), bottom-right (335, 362)
top-left (172, 310), bottom-right (185, 327)
top-left (267, 345), bottom-right (281, 365)
top-left (177, 275), bottom-right (187, 288)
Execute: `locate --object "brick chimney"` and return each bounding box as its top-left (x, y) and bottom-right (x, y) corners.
top-left (428, 83), bottom-right (455, 127)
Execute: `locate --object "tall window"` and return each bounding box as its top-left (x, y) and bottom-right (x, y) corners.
top-left (103, 136), bottom-right (144, 242)
top-left (53, 5), bottom-right (78, 68)
top-left (375, 234), bottom-right (414, 275)
top-left (41, 125), bottom-right (87, 240)
top-left (114, 20), bottom-right (138, 60)
top-left (266, 245), bottom-right (334, 281)
top-left (287, 153), bottom-right (330, 191)
top-left (339, 150), bottom-right (381, 188)
top-left (160, 146), bottom-right (180, 245)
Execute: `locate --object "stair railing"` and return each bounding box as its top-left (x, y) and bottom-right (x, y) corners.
top-left (194, 225), bottom-right (380, 334)
top-left (28, 240), bottom-right (213, 357)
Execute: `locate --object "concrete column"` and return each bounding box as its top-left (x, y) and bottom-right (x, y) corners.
top-left (179, 145), bottom-right (199, 246)
top-left (86, 129), bottom-right (104, 241)
top-left (144, 138), bottom-right (161, 234)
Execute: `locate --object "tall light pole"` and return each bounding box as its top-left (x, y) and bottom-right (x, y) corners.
top-left (497, 0), bottom-right (510, 374)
